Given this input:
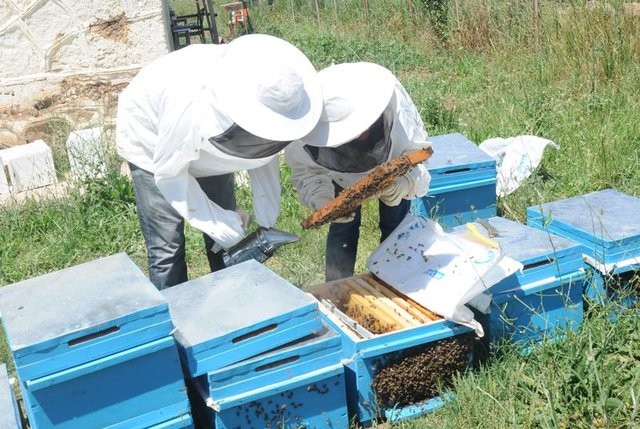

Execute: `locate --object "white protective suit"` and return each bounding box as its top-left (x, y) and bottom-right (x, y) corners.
top-left (285, 80), bottom-right (432, 210)
top-left (116, 44), bottom-right (281, 249)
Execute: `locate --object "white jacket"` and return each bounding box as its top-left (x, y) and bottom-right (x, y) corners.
top-left (285, 81), bottom-right (431, 210)
top-left (116, 44), bottom-right (281, 249)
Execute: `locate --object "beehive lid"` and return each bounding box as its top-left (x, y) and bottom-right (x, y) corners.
top-left (428, 133), bottom-right (496, 176)
top-left (0, 253), bottom-right (172, 380)
top-left (452, 217), bottom-right (584, 293)
top-left (162, 260), bottom-right (322, 377)
top-left (0, 364), bottom-right (20, 429)
top-left (527, 189), bottom-right (640, 251)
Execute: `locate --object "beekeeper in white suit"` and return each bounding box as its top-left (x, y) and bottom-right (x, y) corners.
top-left (116, 34), bottom-right (322, 289)
top-left (285, 62), bottom-right (431, 281)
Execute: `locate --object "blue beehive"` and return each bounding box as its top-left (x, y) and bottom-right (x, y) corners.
top-left (411, 133), bottom-right (497, 228)
top-left (190, 325), bottom-right (349, 429)
top-left (306, 274), bottom-right (475, 426)
top-left (451, 217), bottom-right (586, 345)
top-left (162, 260), bottom-right (324, 378)
top-left (0, 364), bottom-right (22, 429)
top-left (0, 253), bottom-right (192, 429)
top-left (527, 189), bottom-right (640, 303)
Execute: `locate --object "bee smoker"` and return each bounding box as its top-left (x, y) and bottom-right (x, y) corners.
top-left (217, 227), bottom-right (299, 267)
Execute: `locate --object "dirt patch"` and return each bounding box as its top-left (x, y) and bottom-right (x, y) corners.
top-left (372, 334), bottom-right (474, 408)
top-left (0, 75), bottom-right (129, 147)
top-left (58, 77), bottom-right (128, 107)
top-left (89, 13), bottom-right (129, 43)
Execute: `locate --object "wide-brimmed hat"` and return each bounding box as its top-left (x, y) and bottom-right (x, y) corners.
top-left (214, 34), bottom-right (322, 142)
top-left (301, 62), bottom-right (396, 148)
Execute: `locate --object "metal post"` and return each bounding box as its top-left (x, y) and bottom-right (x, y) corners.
top-left (204, 0), bottom-right (220, 43)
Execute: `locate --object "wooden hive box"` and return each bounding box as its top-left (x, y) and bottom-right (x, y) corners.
top-left (305, 274), bottom-right (475, 426)
top-left (189, 325), bottom-right (349, 429)
top-left (0, 253), bottom-right (191, 428)
top-left (527, 188), bottom-right (640, 305)
top-left (452, 217), bottom-right (586, 345)
top-left (162, 260), bottom-right (324, 378)
top-left (412, 133), bottom-right (497, 228)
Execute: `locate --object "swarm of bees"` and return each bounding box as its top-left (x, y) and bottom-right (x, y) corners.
top-left (372, 334), bottom-right (474, 408)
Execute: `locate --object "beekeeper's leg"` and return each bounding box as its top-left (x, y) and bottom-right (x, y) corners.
top-left (325, 183), bottom-right (362, 282)
top-left (129, 162), bottom-right (188, 290)
top-left (197, 173), bottom-right (237, 272)
top-left (379, 197), bottom-right (410, 242)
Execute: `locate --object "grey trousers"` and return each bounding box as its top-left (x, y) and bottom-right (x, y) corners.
top-left (129, 162), bottom-right (236, 289)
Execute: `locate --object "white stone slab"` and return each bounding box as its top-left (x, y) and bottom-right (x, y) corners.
top-left (0, 164), bottom-right (9, 194)
top-left (0, 140), bottom-right (57, 193)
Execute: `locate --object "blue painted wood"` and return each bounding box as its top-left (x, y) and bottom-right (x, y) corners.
top-left (201, 364), bottom-right (349, 429)
top-left (100, 400), bottom-right (192, 429)
top-left (162, 260), bottom-right (323, 377)
top-left (412, 133), bottom-right (497, 228)
top-left (144, 412), bottom-right (193, 429)
top-left (203, 325), bottom-right (342, 401)
top-left (526, 189), bottom-right (640, 268)
top-left (384, 393), bottom-right (453, 423)
top-left (21, 337), bottom-right (191, 429)
top-left (0, 364), bottom-right (22, 429)
top-left (489, 273), bottom-right (585, 345)
top-left (450, 217), bottom-right (586, 345)
top-left (0, 253), bottom-right (173, 381)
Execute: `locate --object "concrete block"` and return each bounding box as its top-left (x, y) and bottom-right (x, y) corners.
top-left (0, 140), bottom-right (57, 193)
top-left (0, 163), bottom-right (9, 194)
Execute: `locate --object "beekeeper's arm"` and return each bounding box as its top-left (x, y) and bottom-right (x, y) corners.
top-left (378, 82), bottom-right (432, 206)
top-left (152, 101), bottom-right (245, 249)
top-left (284, 143), bottom-right (336, 211)
top-left (247, 157), bottom-right (281, 228)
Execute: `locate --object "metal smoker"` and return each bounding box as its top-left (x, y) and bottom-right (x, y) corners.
top-left (218, 227), bottom-right (299, 267)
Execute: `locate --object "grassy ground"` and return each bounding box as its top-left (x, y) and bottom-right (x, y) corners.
top-left (1, 0), bottom-right (639, 427)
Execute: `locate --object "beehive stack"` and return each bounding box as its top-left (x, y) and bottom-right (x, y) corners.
top-left (307, 273), bottom-right (476, 426)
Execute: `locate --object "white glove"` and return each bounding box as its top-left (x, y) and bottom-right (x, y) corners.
top-left (211, 208), bottom-right (252, 253)
top-left (378, 175), bottom-right (413, 206)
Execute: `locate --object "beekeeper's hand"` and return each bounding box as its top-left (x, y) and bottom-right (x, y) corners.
top-left (378, 175), bottom-right (413, 206)
top-left (308, 194), bottom-right (333, 211)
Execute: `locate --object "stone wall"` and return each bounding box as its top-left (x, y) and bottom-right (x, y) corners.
top-left (0, 0), bottom-right (172, 147)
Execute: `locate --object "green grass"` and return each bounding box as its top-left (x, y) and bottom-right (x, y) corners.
top-left (2, 0), bottom-right (640, 427)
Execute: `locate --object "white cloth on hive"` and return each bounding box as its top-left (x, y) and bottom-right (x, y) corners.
top-left (367, 214), bottom-right (522, 336)
top-left (479, 135), bottom-right (559, 197)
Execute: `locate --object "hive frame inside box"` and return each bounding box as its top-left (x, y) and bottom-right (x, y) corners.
top-left (305, 275), bottom-right (475, 426)
top-left (0, 253), bottom-right (192, 429)
top-left (411, 132), bottom-right (497, 228)
top-left (188, 326), bottom-right (349, 429)
top-left (526, 189), bottom-right (640, 305)
top-left (451, 216), bottom-right (587, 347)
